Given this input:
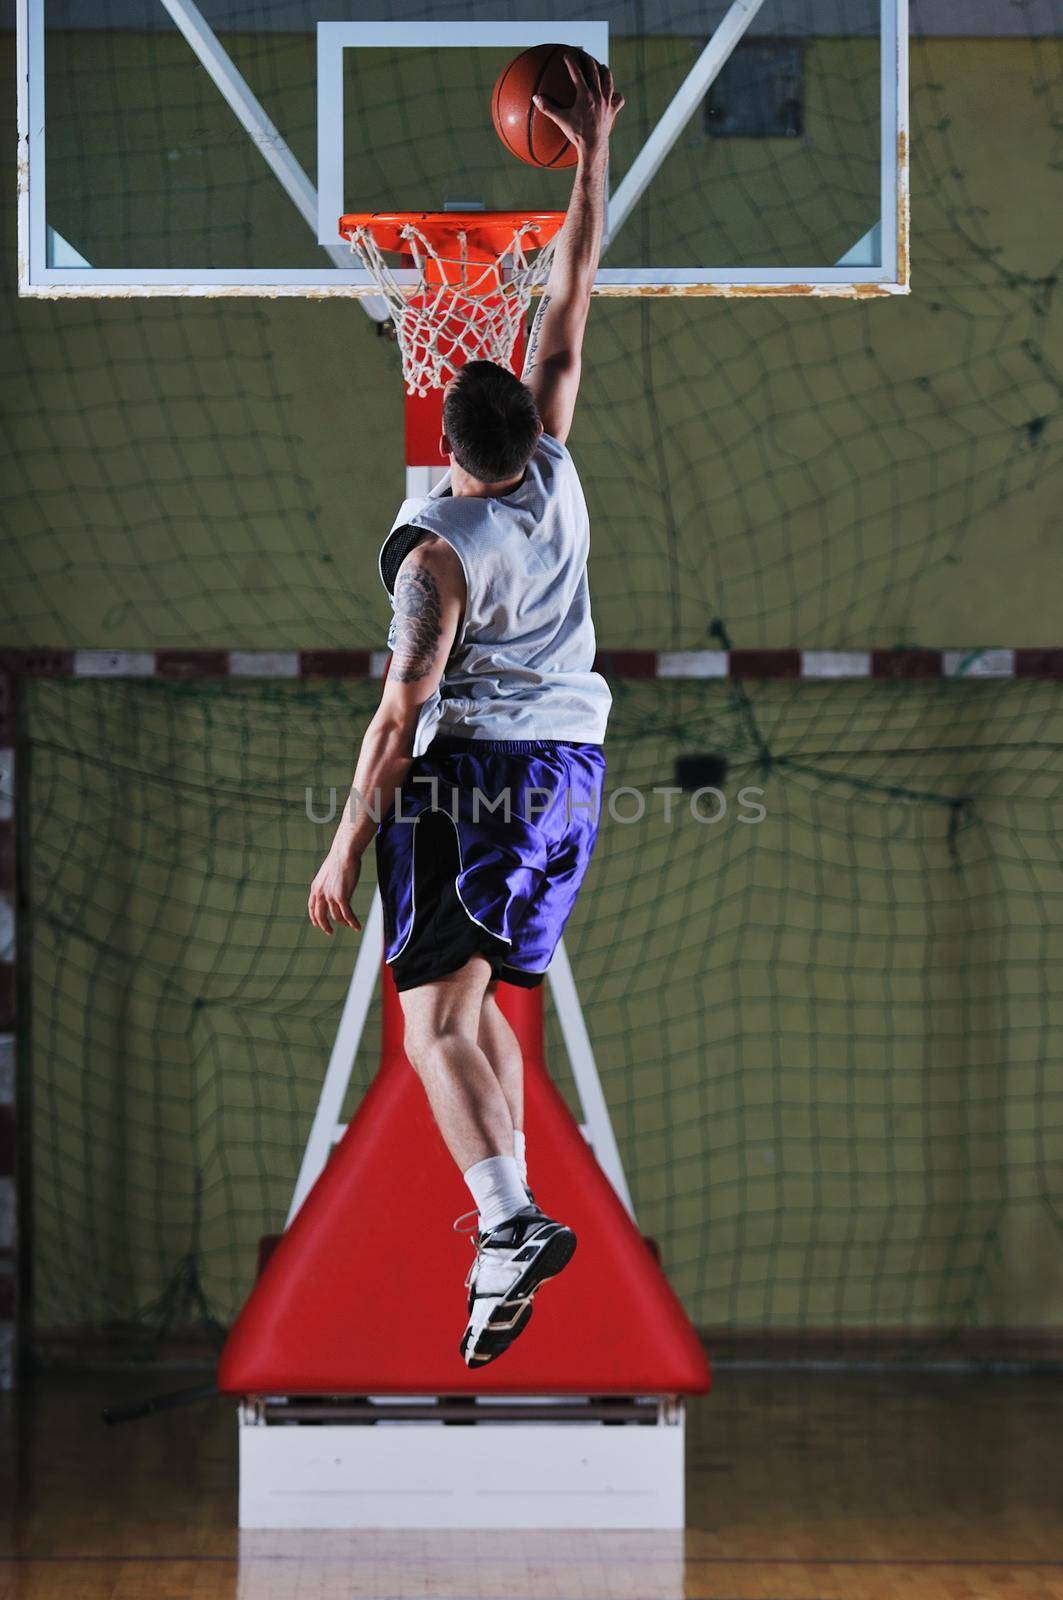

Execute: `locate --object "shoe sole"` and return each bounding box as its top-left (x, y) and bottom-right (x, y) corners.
top-left (461, 1226), bottom-right (577, 1368)
top-left (460, 1298), bottom-right (534, 1367)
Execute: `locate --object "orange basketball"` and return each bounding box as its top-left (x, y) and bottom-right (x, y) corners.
top-left (491, 43), bottom-right (589, 169)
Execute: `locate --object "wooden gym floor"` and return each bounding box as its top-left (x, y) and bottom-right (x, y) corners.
top-left (1, 1367), bottom-right (1061, 1599)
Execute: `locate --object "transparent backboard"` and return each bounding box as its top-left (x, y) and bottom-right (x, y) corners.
top-left (18, 1), bottom-right (909, 296)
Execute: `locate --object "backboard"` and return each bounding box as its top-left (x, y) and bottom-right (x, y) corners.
top-left (17, 1), bottom-right (909, 298)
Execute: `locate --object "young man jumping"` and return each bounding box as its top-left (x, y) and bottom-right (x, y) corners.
top-left (308, 53), bottom-right (624, 1367)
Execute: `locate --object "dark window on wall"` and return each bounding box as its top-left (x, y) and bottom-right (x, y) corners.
top-left (704, 40), bottom-right (804, 139)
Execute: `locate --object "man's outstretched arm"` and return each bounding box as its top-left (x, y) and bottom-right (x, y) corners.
top-left (307, 535), bottom-right (465, 936)
top-left (521, 53), bottom-right (624, 445)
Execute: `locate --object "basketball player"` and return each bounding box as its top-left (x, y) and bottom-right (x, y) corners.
top-left (308, 53), bottom-right (624, 1367)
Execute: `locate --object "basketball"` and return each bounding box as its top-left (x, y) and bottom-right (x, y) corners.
top-left (491, 43), bottom-right (590, 169)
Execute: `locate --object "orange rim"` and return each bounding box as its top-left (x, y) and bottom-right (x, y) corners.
top-left (338, 211), bottom-right (564, 259)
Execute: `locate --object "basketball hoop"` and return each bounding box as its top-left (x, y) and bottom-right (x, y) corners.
top-left (339, 212), bottom-right (563, 396)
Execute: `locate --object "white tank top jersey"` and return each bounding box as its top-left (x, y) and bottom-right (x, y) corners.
top-left (378, 432), bottom-right (612, 758)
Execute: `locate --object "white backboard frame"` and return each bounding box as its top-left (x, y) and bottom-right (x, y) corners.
top-left (17, 0), bottom-right (909, 298)
top-left (317, 20), bottom-right (610, 254)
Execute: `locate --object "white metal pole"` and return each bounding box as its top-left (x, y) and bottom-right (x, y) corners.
top-left (606, 0), bottom-right (769, 247)
top-left (406, 466), bottom-right (450, 497)
top-left (286, 890), bottom-right (384, 1226)
top-left (548, 940), bottom-right (635, 1219)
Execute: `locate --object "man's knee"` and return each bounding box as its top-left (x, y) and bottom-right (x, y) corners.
top-left (403, 1015), bottom-right (473, 1079)
top-left (401, 1016), bottom-right (435, 1078)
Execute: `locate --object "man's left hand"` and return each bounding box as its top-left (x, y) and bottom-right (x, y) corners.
top-left (308, 849), bottom-right (362, 936)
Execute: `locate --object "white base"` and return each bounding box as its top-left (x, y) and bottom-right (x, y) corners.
top-left (238, 1403), bottom-right (685, 1530)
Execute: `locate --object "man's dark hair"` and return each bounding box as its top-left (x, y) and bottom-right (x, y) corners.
top-left (442, 360), bottom-right (541, 483)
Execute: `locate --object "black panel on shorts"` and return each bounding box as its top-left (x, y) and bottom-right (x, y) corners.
top-left (389, 809), bottom-right (511, 993)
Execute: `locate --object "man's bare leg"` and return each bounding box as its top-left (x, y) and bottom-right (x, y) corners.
top-left (399, 955), bottom-right (515, 1172)
top-left (478, 980), bottom-right (524, 1136)
top-left (402, 960), bottom-right (574, 1369)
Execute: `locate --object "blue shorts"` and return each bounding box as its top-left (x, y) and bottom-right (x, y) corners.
top-left (375, 737), bottom-right (606, 992)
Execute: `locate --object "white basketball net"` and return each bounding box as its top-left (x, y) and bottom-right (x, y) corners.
top-left (345, 220), bottom-right (557, 397)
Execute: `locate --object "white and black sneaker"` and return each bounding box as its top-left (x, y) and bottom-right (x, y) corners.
top-left (457, 1205), bottom-right (577, 1368)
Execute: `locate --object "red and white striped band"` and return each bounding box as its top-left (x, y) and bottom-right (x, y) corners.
top-left (3, 648), bottom-right (1063, 681)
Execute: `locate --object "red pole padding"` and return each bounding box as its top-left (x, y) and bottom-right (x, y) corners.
top-left (218, 961), bottom-right (710, 1396)
top-left (403, 324), bottom-right (527, 469)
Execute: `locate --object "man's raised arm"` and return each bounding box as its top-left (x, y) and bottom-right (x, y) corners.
top-left (521, 54), bottom-right (624, 445)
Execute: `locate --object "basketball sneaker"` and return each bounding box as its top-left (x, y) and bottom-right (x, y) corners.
top-left (457, 1204), bottom-right (577, 1368)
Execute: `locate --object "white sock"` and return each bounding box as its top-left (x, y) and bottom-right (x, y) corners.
top-left (513, 1129), bottom-right (528, 1187)
top-left (463, 1154), bottom-right (528, 1234)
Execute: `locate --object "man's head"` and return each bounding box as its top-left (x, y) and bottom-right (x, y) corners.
top-left (441, 360), bottom-right (543, 485)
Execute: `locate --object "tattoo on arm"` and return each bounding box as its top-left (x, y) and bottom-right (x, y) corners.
top-left (390, 561), bottom-right (443, 682)
top-left (522, 293), bottom-right (551, 378)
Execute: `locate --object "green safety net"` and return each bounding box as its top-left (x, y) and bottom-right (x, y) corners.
top-left (24, 673), bottom-right (1063, 1355)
